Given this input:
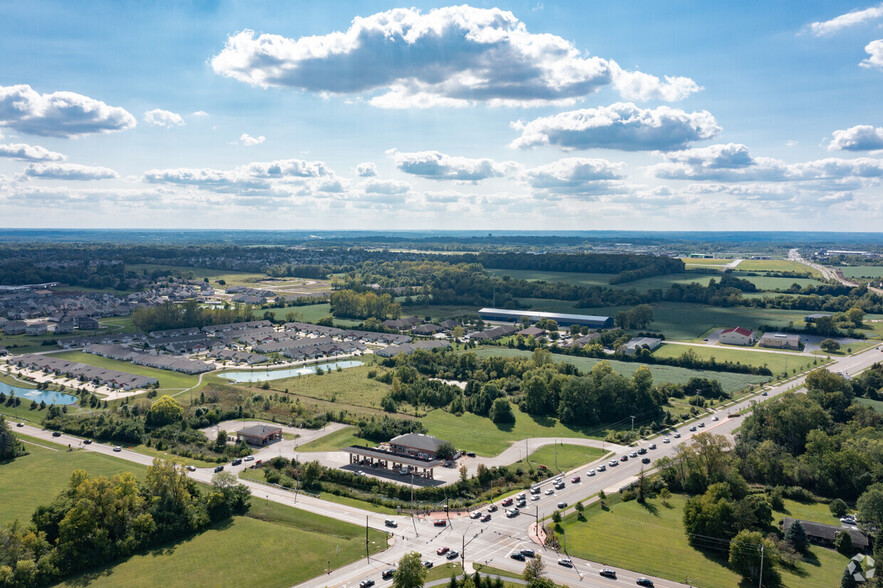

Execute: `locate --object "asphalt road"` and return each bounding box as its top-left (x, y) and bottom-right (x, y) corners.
top-left (11, 342), bottom-right (883, 588)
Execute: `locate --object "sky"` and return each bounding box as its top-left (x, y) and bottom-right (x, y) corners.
top-left (0, 0), bottom-right (882, 231)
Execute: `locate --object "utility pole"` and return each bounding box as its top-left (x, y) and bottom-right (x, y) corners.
top-left (758, 543), bottom-right (764, 588)
top-left (365, 515), bottom-right (370, 561)
top-left (461, 534), bottom-right (465, 573)
top-left (554, 441), bottom-right (558, 471)
top-left (630, 415), bottom-right (635, 432)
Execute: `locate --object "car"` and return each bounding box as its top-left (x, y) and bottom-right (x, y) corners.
top-left (531, 494), bottom-right (540, 502)
top-left (521, 549), bottom-right (535, 557)
top-left (113, 446), bottom-right (122, 452)
top-left (572, 475), bottom-right (581, 483)
top-left (761, 391), bottom-right (768, 396)
top-left (689, 426), bottom-right (697, 432)
top-left (674, 433), bottom-right (681, 438)
top-left (354, 470), bottom-right (365, 477)
top-left (600, 569), bottom-right (617, 579)
top-left (712, 416), bottom-right (719, 422)
top-left (433, 519), bottom-right (446, 527)
top-left (83, 439), bottom-right (92, 445)
top-left (516, 500), bottom-right (527, 508)
top-left (841, 516), bottom-right (857, 525)
top-left (436, 547), bottom-right (449, 555)
top-left (466, 452), bottom-right (476, 457)
top-left (609, 459), bottom-right (619, 467)
top-left (502, 498), bottom-right (514, 506)
top-left (422, 560), bottom-right (433, 569)
top-left (638, 447), bottom-right (647, 455)
top-left (243, 455), bottom-right (255, 461)
top-left (213, 465), bottom-right (224, 472)
top-left (381, 568), bottom-right (396, 580)
top-left (530, 486), bottom-right (541, 494)
top-left (629, 451), bottom-right (637, 458)
top-left (558, 558), bottom-right (573, 567)
top-left (510, 552), bottom-right (526, 561)
top-left (506, 508), bottom-right (519, 517)
top-left (663, 438), bottom-right (670, 444)
top-left (545, 488), bottom-right (555, 495)
top-left (620, 455), bottom-right (629, 462)
top-left (231, 458), bottom-right (242, 466)
top-left (470, 511), bottom-right (482, 519)
top-left (481, 514), bottom-right (492, 522)
top-left (52, 431), bottom-right (61, 437)
top-left (698, 422), bottom-right (706, 428)
top-left (16, 422), bottom-right (24, 427)
top-left (487, 504), bottom-right (498, 512)
top-left (186, 465), bottom-right (196, 471)
top-left (557, 502), bottom-right (567, 509)
top-left (385, 519), bottom-right (398, 528)
top-left (446, 550), bottom-right (459, 560)
top-left (359, 580), bottom-right (375, 588)
top-left (649, 443), bottom-right (656, 450)
top-left (597, 464), bottom-right (606, 472)
top-left (636, 579), bottom-right (654, 587)
top-left (516, 492), bottom-right (526, 499)
top-left (586, 469), bottom-right (596, 476)
top-left (642, 457), bottom-right (651, 464)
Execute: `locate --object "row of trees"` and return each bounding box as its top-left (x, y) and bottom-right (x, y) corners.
top-left (130, 300), bottom-right (255, 332)
top-left (329, 290), bottom-right (401, 320)
top-left (0, 461), bottom-right (250, 587)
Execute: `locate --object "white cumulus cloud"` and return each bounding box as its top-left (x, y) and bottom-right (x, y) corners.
top-left (861, 39), bottom-right (883, 69)
top-left (524, 157), bottom-right (626, 197)
top-left (144, 158), bottom-right (336, 195)
top-left (387, 149), bottom-right (516, 181)
top-left (0, 84), bottom-right (136, 138)
top-left (828, 125), bottom-right (883, 151)
top-left (356, 162), bottom-right (377, 177)
top-left (361, 179), bottom-right (410, 194)
top-left (0, 143), bottom-right (66, 162)
top-left (144, 109), bottom-right (185, 128)
top-left (807, 3), bottom-right (883, 36)
top-left (239, 133), bottom-right (266, 146)
top-left (510, 103), bottom-right (720, 151)
top-left (211, 5), bottom-right (700, 108)
top-left (192, 111), bottom-right (210, 118)
top-left (610, 64), bottom-right (702, 102)
top-left (23, 162), bottom-right (118, 180)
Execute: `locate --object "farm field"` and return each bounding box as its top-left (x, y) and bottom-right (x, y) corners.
top-left (556, 493), bottom-right (846, 588)
top-left (61, 500), bottom-right (387, 588)
top-left (1, 435), bottom-right (147, 524)
top-left (839, 265), bottom-right (883, 279)
top-left (486, 268), bottom-right (619, 287)
top-left (735, 259), bottom-right (820, 277)
top-left (467, 347), bottom-right (770, 392)
top-left (652, 343), bottom-right (822, 375)
top-left (49, 350), bottom-right (200, 390)
top-left (680, 258), bottom-right (732, 266)
top-left (731, 274), bottom-right (825, 291)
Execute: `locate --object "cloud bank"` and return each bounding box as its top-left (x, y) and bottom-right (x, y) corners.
top-left (387, 149), bottom-right (514, 181)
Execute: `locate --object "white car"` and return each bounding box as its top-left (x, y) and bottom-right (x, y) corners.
top-left (186, 465), bottom-right (197, 472)
top-left (531, 494), bottom-right (541, 501)
top-left (470, 511), bottom-right (482, 519)
top-left (545, 488), bottom-right (555, 495)
top-left (243, 455), bottom-right (255, 461)
top-left (711, 416), bottom-right (719, 422)
top-left (586, 469), bottom-right (596, 476)
top-left (663, 437), bottom-right (670, 443)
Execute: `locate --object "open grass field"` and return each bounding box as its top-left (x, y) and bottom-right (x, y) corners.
top-left (256, 302), bottom-right (361, 327)
top-left (839, 265), bottom-right (883, 279)
top-left (732, 274), bottom-right (826, 291)
top-left (62, 499), bottom-right (388, 588)
top-left (297, 425), bottom-right (367, 452)
top-left (519, 443), bottom-right (607, 474)
top-left (49, 350), bottom-right (200, 390)
top-left (467, 347), bottom-right (770, 392)
top-left (1, 435), bottom-right (148, 524)
top-left (486, 268), bottom-right (619, 287)
top-left (256, 363), bottom-right (392, 410)
top-left (735, 259), bottom-right (821, 277)
top-left (776, 498), bottom-right (841, 527)
top-left (680, 258), bottom-right (732, 266)
top-left (557, 493), bottom-right (847, 588)
top-left (857, 397), bottom-right (883, 413)
top-left (126, 264), bottom-right (268, 287)
top-left (399, 304), bottom-right (482, 321)
top-left (652, 343), bottom-right (822, 375)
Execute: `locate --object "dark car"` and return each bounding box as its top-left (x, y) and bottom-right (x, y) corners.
top-left (381, 568), bottom-right (396, 580)
top-left (359, 580), bottom-right (375, 588)
top-left (510, 552), bottom-right (526, 561)
top-left (600, 569), bottom-right (617, 579)
top-left (231, 458), bottom-right (242, 466)
top-left (213, 465), bottom-right (224, 473)
top-left (642, 457), bottom-right (651, 464)
top-left (487, 504), bottom-right (498, 512)
top-left (557, 501), bottom-right (567, 509)
top-left (16, 422), bottom-right (24, 427)
top-left (620, 455), bottom-right (628, 461)
top-left (520, 549), bottom-right (535, 558)
top-left (52, 431), bottom-right (62, 437)
top-left (83, 439), bottom-right (92, 445)
top-left (637, 579), bottom-right (655, 587)
top-left (466, 451), bottom-right (476, 457)
top-left (638, 447), bottom-right (647, 455)
top-left (481, 514), bottom-right (491, 522)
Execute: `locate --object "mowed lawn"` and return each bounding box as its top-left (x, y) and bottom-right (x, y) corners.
top-left (857, 397), bottom-right (883, 413)
top-left (49, 350), bottom-right (200, 390)
top-left (62, 500), bottom-right (387, 588)
top-left (652, 343), bottom-right (822, 375)
top-left (558, 493), bottom-right (847, 588)
top-left (520, 443), bottom-right (607, 473)
top-left (255, 302), bottom-right (360, 327)
top-left (297, 425), bottom-right (368, 452)
top-left (467, 347), bottom-right (769, 393)
top-left (2, 435), bottom-right (147, 524)
top-left (261, 363), bottom-right (392, 410)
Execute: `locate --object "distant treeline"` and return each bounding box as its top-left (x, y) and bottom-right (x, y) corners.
top-left (470, 252), bottom-right (684, 282)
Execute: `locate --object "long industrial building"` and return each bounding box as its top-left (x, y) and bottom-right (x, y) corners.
top-left (477, 308), bottom-right (613, 328)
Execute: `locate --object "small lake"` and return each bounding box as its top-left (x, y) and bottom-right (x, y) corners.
top-left (0, 381), bottom-right (79, 405)
top-left (219, 360), bottom-right (364, 383)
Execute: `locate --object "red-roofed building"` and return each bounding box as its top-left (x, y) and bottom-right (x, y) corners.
top-left (719, 326), bottom-right (756, 346)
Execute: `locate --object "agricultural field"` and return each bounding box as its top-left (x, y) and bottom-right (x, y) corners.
top-left (652, 343), bottom-right (823, 375)
top-left (467, 347), bottom-right (770, 392)
top-left (61, 500), bottom-right (387, 588)
top-left (735, 259), bottom-right (820, 277)
top-left (1, 435), bottom-right (147, 525)
top-left (839, 265), bottom-right (883, 279)
top-left (486, 268), bottom-right (619, 287)
top-left (556, 493), bottom-right (847, 588)
top-left (731, 274), bottom-right (826, 291)
top-left (48, 350), bottom-right (200, 390)
top-left (680, 258), bottom-right (733, 266)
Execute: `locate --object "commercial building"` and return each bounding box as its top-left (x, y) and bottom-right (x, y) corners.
top-left (718, 326), bottom-right (756, 346)
top-left (781, 518), bottom-right (869, 552)
top-left (236, 424), bottom-right (282, 446)
top-left (478, 308), bottom-right (613, 329)
top-left (759, 332), bottom-right (802, 350)
top-left (622, 337), bottom-right (662, 355)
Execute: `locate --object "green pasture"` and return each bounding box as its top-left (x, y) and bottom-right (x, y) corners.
top-left (840, 265), bottom-right (883, 279)
top-left (735, 259), bottom-right (820, 277)
top-left (296, 426), bottom-right (367, 452)
top-left (517, 443), bottom-right (607, 474)
top-left (652, 343), bottom-right (822, 375)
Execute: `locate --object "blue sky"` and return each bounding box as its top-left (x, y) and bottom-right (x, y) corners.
top-left (0, 1), bottom-right (881, 230)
